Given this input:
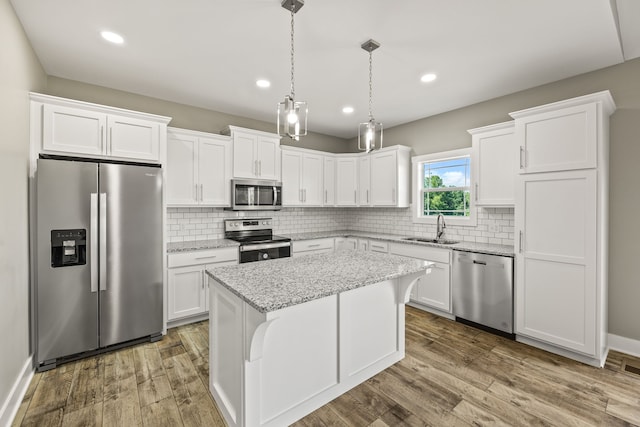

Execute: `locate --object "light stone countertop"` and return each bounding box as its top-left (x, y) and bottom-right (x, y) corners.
top-left (167, 238), bottom-right (239, 253)
top-left (286, 230), bottom-right (515, 257)
top-left (206, 250), bottom-right (432, 313)
top-left (168, 230), bottom-right (514, 257)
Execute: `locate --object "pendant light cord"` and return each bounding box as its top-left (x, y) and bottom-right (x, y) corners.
top-left (290, 3), bottom-right (295, 100)
top-left (368, 49), bottom-right (374, 122)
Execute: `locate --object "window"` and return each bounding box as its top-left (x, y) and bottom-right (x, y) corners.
top-left (412, 148), bottom-right (476, 225)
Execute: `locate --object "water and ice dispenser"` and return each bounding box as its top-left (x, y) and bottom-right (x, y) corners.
top-left (50, 229), bottom-right (86, 267)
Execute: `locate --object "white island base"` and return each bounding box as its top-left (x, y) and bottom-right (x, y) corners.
top-left (208, 271), bottom-right (422, 427)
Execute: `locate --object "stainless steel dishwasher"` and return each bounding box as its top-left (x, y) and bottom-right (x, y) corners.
top-left (452, 250), bottom-right (514, 335)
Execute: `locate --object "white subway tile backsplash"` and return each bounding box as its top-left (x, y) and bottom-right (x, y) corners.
top-left (166, 206), bottom-right (514, 246)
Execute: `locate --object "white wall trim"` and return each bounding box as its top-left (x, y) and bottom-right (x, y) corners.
top-left (0, 356), bottom-right (33, 427)
top-left (608, 333), bottom-right (640, 358)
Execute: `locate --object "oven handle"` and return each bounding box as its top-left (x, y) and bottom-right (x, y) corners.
top-left (240, 241), bottom-right (291, 252)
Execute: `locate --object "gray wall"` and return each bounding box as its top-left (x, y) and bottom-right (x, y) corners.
top-left (0, 0), bottom-right (47, 419)
top-left (350, 58), bottom-right (640, 341)
top-left (46, 77), bottom-right (351, 153)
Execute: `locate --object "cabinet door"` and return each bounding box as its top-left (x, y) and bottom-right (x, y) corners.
top-left (167, 133), bottom-right (198, 205)
top-left (515, 170), bottom-right (596, 355)
top-left (108, 115), bottom-right (160, 161)
top-left (167, 265), bottom-right (207, 321)
top-left (371, 151), bottom-right (397, 206)
top-left (335, 237), bottom-right (357, 251)
top-left (199, 137), bottom-right (231, 206)
top-left (335, 157), bottom-right (358, 206)
top-left (414, 262), bottom-right (451, 312)
top-left (257, 136), bottom-right (281, 180)
top-left (516, 103), bottom-right (597, 174)
top-left (358, 156), bottom-right (371, 206)
top-left (302, 153), bottom-right (323, 206)
top-left (323, 156), bottom-right (336, 206)
top-left (281, 150), bottom-right (302, 206)
top-left (472, 126), bottom-right (515, 206)
top-left (42, 104), bottom-right (106, 155)
top-left (233, 131), bottom-right (258, 179)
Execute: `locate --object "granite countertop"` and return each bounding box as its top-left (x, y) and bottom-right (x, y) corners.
top-left (167, 238), bottom-right (239, 253)
top-left (288, 230), bottom-right (515, 257)
top-left (207, 250), bottom-right (432, 313)
top-left (168, 230), bottom-right (514, 257)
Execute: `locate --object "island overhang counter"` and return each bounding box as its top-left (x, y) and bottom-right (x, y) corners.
top-left (207, 250), bottom-right (433, 427)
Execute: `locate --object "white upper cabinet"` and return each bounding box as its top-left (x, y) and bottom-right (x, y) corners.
top-left (224, 126), bottom-right (281, 180)
top-left (281, 147), bottom-right (323, 207)
top-left (166, 128), bottom-right (231, 206)
top-left (358, 156), bottom-right (371, 206)
top-left (323, 155), bottom-right (336, 206)
top-left (370, 146), bottom-right (411, 207)
top-left (335, 156), bottom-right (359, 206)
top-left (33, 93), bottom-right (170, 162)
top-left (510, 92), bottom-right (615, 174)
top-left (469, 121), bottom-right (515, 207)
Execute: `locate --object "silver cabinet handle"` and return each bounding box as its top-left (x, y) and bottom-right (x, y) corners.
top-left (258, 160), bottom-right (262, 176)
top-left (194, 184), bottom-right (198, 202)
top-left (308, 244), bottom-right (321, 248)
top-left (100, 126), bottom-right (104, 153)
top-left (325, 190), bottom-right (327, 204)
top-left (202, 270), bottom-right (205, 289)
top-left (200, 184), bottom-right (204, 201)
top-left (519, 231), bottom-right (523, 253)
top-left (99, 193), bottom-right (107, 291)
top-left (367, 189), bottom-right (369, 203)
top-left (90, 193), bottom-right (98, 293)
top-left (109, 127), bottom-right (113, 155)
top-left (254, 160), bottom-right (258, 176)
top-left (195, 255), bottom-right (216, 260)
top-left (304, 189), bottom-right (307, 202)
top-left (354, 190), bottom-right (357, 204)
top-left (475, 183), bottom-right (478, 201)
top-left (519, 147), bottom-right (525, 169)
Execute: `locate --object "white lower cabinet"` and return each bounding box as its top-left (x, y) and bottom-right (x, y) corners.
top-left (389, 243), bottom-right (451, 313)
top-left (167, 247), bottom-right (238, 322)
top-left (335, 237), bottom-right (358, 251)
top-left (292, 238), bottom-right (335, 257)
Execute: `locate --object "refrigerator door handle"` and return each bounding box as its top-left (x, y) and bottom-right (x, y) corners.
top-left (99, 193), bottom-right (108, 291)
top-left (90, 193), bottom-right (98, 293)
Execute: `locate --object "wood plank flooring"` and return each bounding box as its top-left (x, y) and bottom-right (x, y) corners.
top-left (13, 306), bottom-right (640, 426)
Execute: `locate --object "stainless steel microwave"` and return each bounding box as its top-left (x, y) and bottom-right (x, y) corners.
top-left (228, 179), bottom-right (282, 211)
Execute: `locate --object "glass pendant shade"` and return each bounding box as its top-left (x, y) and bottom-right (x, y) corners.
top-left (358, 119), bottom-right (383, 153)
top-left (278, 95), bottom-right (308, 141)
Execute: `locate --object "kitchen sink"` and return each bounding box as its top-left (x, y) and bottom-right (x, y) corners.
top-left (402, 237), bottom-right (459, 245)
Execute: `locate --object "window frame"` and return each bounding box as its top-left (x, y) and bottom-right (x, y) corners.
top-left (411, 148), bottom-right (477, 226)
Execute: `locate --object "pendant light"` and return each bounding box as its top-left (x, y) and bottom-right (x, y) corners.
top-left (358, 39), bottom-right (383, 153)
top-left (277, 0), bottom-right (308, 141)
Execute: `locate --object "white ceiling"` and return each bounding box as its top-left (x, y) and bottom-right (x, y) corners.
top-left (10, 0), bottom-right (639, 139)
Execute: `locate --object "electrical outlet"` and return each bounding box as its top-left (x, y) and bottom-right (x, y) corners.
top-left (488, 223), bottom-right (500, 233)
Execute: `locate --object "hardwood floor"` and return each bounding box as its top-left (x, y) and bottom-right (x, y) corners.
top-left (13, 306), bottom-right (640, 426)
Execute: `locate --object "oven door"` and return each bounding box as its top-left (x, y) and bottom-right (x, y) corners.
top-left (240, 242), bottom-right (291, 263)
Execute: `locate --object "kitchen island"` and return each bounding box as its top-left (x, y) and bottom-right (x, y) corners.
top-left (207, 250), bottom-right (432, 427)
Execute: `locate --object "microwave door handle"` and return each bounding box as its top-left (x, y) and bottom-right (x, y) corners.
top-left (273, 186), bottom-right (278, 206)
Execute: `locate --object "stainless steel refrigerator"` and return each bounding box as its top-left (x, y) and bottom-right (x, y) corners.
top-left (35, 157), bottom-right (163, 371)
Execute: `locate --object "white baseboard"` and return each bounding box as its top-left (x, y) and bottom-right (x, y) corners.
top-left (0, 356), bottom-right (34, 427)
top-left (608, 333), bottom-right (640, 358)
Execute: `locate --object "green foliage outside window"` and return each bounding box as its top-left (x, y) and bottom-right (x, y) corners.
top-left (421, 159), bottom-right (471, 217)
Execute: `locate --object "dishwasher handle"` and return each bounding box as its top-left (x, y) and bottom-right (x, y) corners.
top-left (473, 260), bottom-right (487, 265)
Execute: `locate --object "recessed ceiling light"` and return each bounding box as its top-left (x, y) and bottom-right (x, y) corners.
top-left (256, 79), bottom-right (271, 88)
top-left (101, 31), bottom-right (124, 45)
top-left (342, 106), bottom-right (354, 114)
top-left (420, 73), bottom-right (437, 83)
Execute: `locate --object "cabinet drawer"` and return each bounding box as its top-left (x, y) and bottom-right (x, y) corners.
top-left (293, 238), bottom-right (335, 253)
top-left (389, 243), bottom-right (451, 264)
top-left (369, 240), bottom-right (389, 253)
top-left (168, 247), bottom-right (238, 268)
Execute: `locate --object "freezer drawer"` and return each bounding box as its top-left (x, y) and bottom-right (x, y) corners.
top-left (452, 250), bottom-right (514, 334)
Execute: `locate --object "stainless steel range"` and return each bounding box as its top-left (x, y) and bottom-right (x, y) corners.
top-left (224, 218), bottom-right (291, 263)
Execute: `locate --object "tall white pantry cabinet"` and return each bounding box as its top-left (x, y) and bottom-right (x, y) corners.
top-left (510, 91), bottom-right (615, 367)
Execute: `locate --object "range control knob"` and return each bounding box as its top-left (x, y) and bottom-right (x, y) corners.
top-left (262, 253), bottom-right (269, 259)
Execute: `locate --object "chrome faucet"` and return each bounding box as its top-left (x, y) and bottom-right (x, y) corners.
top-left (436, 214), bottom-right (446, 240)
